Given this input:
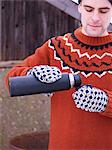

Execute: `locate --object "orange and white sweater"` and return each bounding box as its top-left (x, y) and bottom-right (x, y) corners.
top-left (5, 27), bottom-right (112, 150)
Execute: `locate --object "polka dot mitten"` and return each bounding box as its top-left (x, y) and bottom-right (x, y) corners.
top-left (72, 85), bottom-right (108, 112)
top-left (27, 65), bottom-right (62, 83)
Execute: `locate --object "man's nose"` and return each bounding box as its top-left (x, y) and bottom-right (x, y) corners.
top-left (91, 12), bottom-right (100, 23)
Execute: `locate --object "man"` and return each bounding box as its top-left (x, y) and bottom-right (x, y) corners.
top-left (5, 0), bottom-right (112, 149)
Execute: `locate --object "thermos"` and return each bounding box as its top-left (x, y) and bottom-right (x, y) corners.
top-left (9, 73), bottom-right (81, 97)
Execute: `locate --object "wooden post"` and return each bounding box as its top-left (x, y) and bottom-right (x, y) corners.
top-left (0, 60), bottom-right (22, 68)
top-left (0, 1), bottom-right (1, 60)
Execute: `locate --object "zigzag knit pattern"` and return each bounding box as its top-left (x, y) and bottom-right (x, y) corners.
top-left (48, 28), bottom-right (112, 78)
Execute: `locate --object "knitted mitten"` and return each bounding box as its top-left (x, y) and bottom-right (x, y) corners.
top-left (72, 85), bottom-right (108, 112)
top-left (27, 65), bottom-right (62, 83)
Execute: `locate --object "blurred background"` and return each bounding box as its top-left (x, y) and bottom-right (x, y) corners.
top-left (0, 0), bottom-right (111, 149)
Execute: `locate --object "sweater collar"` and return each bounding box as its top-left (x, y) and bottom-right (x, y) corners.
top-left (74, 27), bottom-right (112, 46)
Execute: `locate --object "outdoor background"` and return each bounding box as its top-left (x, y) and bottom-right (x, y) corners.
top-left (0, 0), bottom-right (80, 149)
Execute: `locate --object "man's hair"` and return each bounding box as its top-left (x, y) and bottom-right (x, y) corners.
top-left (78, 0), bottom-right (112, 5)
top-left (78, 0), bottom-right (81, 3)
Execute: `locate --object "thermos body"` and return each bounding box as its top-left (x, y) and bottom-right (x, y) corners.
top-left (9, 73), bottom-right (81, 97)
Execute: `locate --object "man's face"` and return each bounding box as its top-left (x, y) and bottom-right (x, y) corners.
top-left (78, 0), bottom-right (112, 37)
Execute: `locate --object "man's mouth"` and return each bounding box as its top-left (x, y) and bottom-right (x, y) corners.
top-left (88, 24), bottom-right (101, 27)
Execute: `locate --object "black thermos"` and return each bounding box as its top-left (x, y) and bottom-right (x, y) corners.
top-left (9, 73), bottom-right (81, 97)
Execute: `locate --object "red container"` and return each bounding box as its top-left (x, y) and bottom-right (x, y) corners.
top-left (9, 132), bottom-right (49, 150)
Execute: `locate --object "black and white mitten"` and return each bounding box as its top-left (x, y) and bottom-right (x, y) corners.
top-left (72, 85), bottom-right (108, 112)
top-left (27, 65), bottom-right (62, 83)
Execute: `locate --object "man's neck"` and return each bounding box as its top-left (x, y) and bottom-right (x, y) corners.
top-left (81, 27), bottom-right (109, 37)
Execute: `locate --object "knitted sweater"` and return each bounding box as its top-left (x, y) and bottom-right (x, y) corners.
top-left (5, 27), bottom-right (112, 150)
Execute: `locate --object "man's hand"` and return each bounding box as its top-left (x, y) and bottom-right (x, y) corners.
top-left (27, 65), bottom-right (62, 83)
top-left (72, 85), bottom-right (108, 112)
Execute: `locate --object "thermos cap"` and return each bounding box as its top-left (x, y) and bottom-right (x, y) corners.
top-left (69, 73), bottom-right (81, 88)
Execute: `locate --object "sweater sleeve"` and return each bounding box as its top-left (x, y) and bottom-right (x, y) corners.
top-left (5, 41), bottom-right (50, 88)
top-left (100, 90), bottom-right (112, 118)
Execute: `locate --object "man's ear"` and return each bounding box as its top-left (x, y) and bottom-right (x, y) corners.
top-left (78, 4), bottom-right (82, 14)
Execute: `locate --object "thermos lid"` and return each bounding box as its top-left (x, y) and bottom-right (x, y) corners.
top-left (73, 74), bottom-right (82, 88)
top-left (68, 73), bottom-right (82, 89)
